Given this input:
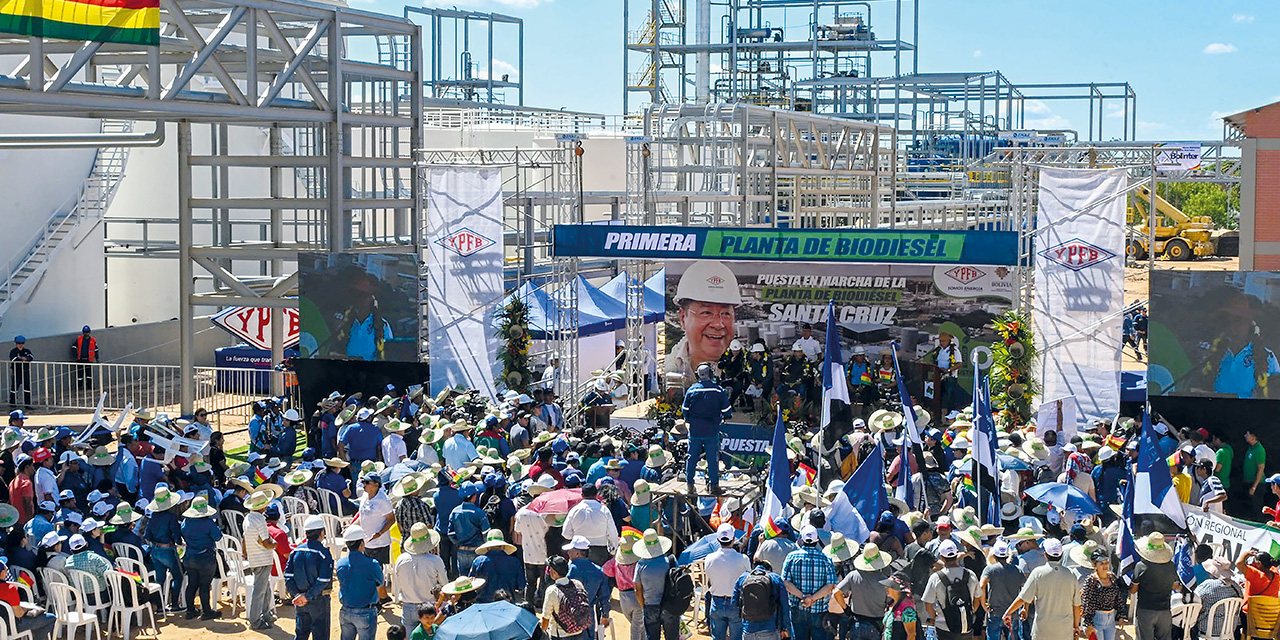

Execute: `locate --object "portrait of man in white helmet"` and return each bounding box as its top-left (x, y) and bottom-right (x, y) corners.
top-left (665, 260), bottom-right (743, 386)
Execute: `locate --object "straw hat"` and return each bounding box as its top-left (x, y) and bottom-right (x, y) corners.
top-left (108, 504), bottom-right (142, 525)
top-left (391, 472), bottom-right (430, 500)
top-left (631, 529), bottom-right (673, 559)
top-left (402, 523), bottom-right (441, 555)
top-left (229, 462), bottom-right (252, 478)
top-left (385, 419), bottom-right (409, 434)
top-left (323, 458), bottom-right (350, 469)
top-left (614, 544), bottom-right (640, 566)
top-left (1069, 540), bottom-right (1104, 567)
top-left (182, 495), bottom-right (217, 519)
top-left (645, 445), bottom-right (669, 468)
top-left (256, 483), bottom-right (285, 500)
top-left (229, 477), bottom-right (254, 493)
top-left (244, 490), bottom-right (274, 511)
top-left (1000, 491), bottom-right (1023, 521)
top-left (976, 523), bottom-right (1003, 537)
top-left (476, 529), bottom-right (517, 555)
top-left (528, 474), bottom-right (558, 496)
top-left (912, 407), bottom-right (931, 428)
top-left (1022, 437), bottom-right (1050, 461)
top-left (823, 532), bottom-right (857, 563)
top-left (957, 526), bottom-right (985, 552)
top-left (283, 469), bottom-right (314, 487)
top-left (1136, 532), bottom-right (1173, 564)
top-left (631, 479), bottom-right (653, 506)
top-left (88, 446), bottom-right (114, 467)
top-left (361, 461), bottom-right (386, 476)
top-left (32, 427), bottom-right (57, 442)
top-left (868, 410), bottom-right (904, 432)
top-left (853, 542), bottom-right (891, 571)
top-left (1006, 526), bottom-right (1043, 541)
top-left (147, 487), bottom-right (181, 512)
top-left (0, 504), bottom-right (17, 529)
top-left (441, 576), bottom-right (486, 595)
top-left (950, 506), bottom-right (980, 530)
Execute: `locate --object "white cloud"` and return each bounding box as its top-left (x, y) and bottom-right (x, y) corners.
top-left (450, 0), bottom-right (552, 7)
top-left (1233, 14), bottom-right (1254, 23)
top-left (1024, 99), bottom-right (1051, 115)
top-left (1105, 107), bottom-right (1127, 119)
top-left (1203, 42), bottom-right (1238, 54)
top-left (472, 59), bottom-right (521, 81)
top-left (972, 49), bottom-right (982, 58)
top-left (1026, 115), bottom-right (1071, 130)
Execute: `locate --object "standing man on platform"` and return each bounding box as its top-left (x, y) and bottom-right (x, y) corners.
top-left (70, 326), bottom-right (99, 389)
top-left (931, 331), bottom-right (964, 413)
top-left (9, 336), bottom-right (33, 411)
top-left (682, 363), bottom-right (732, 496)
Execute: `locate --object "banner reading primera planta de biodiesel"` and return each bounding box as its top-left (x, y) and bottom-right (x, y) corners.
top-left (553, 225), bottom-right (1020, 265)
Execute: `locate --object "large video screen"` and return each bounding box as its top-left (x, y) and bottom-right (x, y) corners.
top-left (298, 252), bottom-right (421, 362)
top-left (662, 260), bottom-right (1015, 412)
top-left (1150, 270), bottom-right (1280, 398)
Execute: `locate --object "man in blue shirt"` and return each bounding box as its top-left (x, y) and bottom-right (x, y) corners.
top-left (179, 495), bottom-right (223, 619)
top-left (732, 561), bottom-right (792, 640)
top-left (248, 402), bottom-right (271, 454)
top-left (681, 363), bottom-right (732, 495)
top-left (469, 530), bottom-right (525, 602)
top-left (338, 409), bottom-right (380, 466)
top-left (142, 487), bottom-right (184, 610)
top-left (564, 537), bottom-right (611, 639)
top-left (336, 525), bottom-right (385, 640)
top-left (318, 402), bottom-right (340, 459)
top-left (138, 448), bottom-right (167, 501)
top-left (286, 516), bottom-right (335, 640)
top-left (448, 482), bottom-right (488, 575)
top-left (111, 437), bottom-right (139, 502)
top-left (433, 472), bottom-right (463, 577)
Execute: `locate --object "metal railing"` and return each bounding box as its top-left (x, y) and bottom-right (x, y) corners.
top-left (1, 361), bottom-right (299, 429)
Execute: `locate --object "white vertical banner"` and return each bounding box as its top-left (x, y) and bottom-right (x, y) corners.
top-left (427, 167), bottom-right (504, 400)
top-left (1034, 167), bottom-right (1127, 423)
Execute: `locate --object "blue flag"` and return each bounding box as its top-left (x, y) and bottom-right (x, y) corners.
top-left (821, 300), bottom-right (850, 430)
top-left (1132, 409), bottom-right (1186, 526)
top-left (889, 343), bottom-right (921, 444)
top-left (827, 443), bottom-right (886, 542)
top-left (760, 406), bottom-right (792, 525)
top-left (972, 369), bottom-right (1001, 525)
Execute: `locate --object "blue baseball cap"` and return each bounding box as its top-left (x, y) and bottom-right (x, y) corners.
top-left (564, 474), bottom-right (583, 488)
top-left (12, 336), bottom-right (23, 343)
top-left (8, 410), bottom-right (25, 421)
top-left (458, 481), bottom-right (484, 499)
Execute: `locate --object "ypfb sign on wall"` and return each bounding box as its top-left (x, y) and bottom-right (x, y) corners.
top-left (553, 225), bottom-right (1019, 266)
top-left (211, 306), bottom-right (300, 351)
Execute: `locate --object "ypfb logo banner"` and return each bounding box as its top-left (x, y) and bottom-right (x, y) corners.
top-left (1039, 238), bottom-right (1116, 272)
top-left (437, 228), bottom-right (495, 257)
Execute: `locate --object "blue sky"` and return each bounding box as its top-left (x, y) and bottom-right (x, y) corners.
top-left (366, 0), bottom-right (1280, 141)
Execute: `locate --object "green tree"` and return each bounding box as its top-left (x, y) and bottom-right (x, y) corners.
top-left (1156, 181), bottom-right (1239, 230)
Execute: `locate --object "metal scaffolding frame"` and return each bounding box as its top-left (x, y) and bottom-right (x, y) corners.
top-left (404, 6), bottom-right (524, 106)
top-left (0, 0), bottom-right (422, 412)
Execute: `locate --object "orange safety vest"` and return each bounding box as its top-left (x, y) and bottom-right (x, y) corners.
top-left (74, 335), bottom-right (98, 362)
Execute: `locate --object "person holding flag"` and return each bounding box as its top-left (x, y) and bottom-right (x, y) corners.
top-left (845, 347), bottom-right (875, 420)
top-left (682, 363), bottom-right (733, 496)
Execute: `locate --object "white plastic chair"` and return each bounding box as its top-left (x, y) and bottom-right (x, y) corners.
top-left (280, 496), bottom-right (309, 517)
top-left (47, 582), bottom-right (102, 640)
top-left (220, 510), bottom-right (246, 540)
top-left (1173, 601), bottom-right (1202, 640)
top-left (0, 601), bottom-right (34, 640)
top-left (318, 489), bottom-right (345, 517)
top-left (212, 548), bottom-right (246, 613)
top-left (1203, 597), bottom-right (1244, 640)
top-left (320, 514), bottom-right (347, 559)
top-left (39, 566), bottom-right (68, 593)
top-left (114, 556), bottom-right (163, 616)
top-left (270, 550), bottom-right (289, 601)
top-left (65, 569), bottom-right (110, 621)
top-left (12, 567), bottom-right (39, 605)
top-left (104, 570), bottom-right (158, 640)
top-left (110, 544), bottom-right (145, 565)
top-left (287, 514), bottom-right (310, 545)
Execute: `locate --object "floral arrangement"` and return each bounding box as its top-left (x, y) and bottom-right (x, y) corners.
top-left (990, 310), bottom-right (1038, 426)
top-left (495, 298), bottom-right (533, 394)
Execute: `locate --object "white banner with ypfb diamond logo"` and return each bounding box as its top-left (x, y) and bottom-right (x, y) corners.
top-left (1033, 167), bottom-right (1127, 424)
top-left (427, 167), bottom-right (504, 400)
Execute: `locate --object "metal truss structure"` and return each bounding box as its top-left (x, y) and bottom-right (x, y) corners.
top-left (0, 0), bottom-right (422, 412)
top-left (641, 103), bottom-right (897, 228)
top-left (404, 6), bottom-right (523, 106)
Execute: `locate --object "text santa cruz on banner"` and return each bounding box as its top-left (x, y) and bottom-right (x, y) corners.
top-left (553, 225), bottom-right (1020, 266)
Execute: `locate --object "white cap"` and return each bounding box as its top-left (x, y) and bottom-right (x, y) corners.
top-left (616, 340), bottom-right (626, 348)
top-left (937, 540), bottom-right (960, 558)
top-left (1042, 538), bottom-right (1064, 557)
top-left (284, 409), bottom-right (302, 421)
top-left (68, 534), bottom-right (87, 551)
top-left (562, 535), bottom-right (590, 551)
top-left (991, 540), bottom-right (1012, 558)
top-left (81, 519), bottom-right (101, 533)
top-left (91, 501), bottom-right (111, 516)
top-left (304, 515), bottom-right (326, 532)
top-left (716, 523), bottom-right (736, 543)
top-left (342, 526), bottom-right (366, 543)
top-left (356, 408), bottom-right (374, 421)
top-left (1097, 447), bottom-right (1117, 462)
top-left (800, 525), bottom-right (820, 544)
top-left (40, 532), bottom-right (64, 548)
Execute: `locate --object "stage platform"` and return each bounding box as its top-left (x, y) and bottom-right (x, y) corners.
top-left (651, 476), bottom-right (761, 500)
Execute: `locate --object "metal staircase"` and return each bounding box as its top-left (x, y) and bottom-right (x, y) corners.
top-left (0, 119), bottom-right (132, 319)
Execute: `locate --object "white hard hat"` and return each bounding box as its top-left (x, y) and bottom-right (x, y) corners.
top-left (283, 409), bottom-right (301, 421)
top-left (342, 526), bottom-right (365, 543)
top-left (304, 515), bottom-right (326, 532)
top-left (675, 260), bottom-right (742, 306)
top-left (729, 339), bottom-right (743, 351)
top-left (750, 343), bottom-right (766, 353)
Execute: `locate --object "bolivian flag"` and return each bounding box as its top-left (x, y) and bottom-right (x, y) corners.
top-left (0, 0), bottom-right (160, 47)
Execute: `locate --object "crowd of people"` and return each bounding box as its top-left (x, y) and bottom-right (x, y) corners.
top-left (0, 360), bottom-right (1270, 640)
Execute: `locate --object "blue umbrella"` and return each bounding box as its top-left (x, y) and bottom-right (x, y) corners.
top-left (677, 528), bottom-right (747, 566)
top-left (997, 452), bottom-right (1032, 471)
top-left (435, 601), bottom-right (538, 640)
top-left (1024, 482), bottom-right (1103, 516)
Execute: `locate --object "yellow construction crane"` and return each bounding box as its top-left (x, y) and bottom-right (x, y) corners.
top-left (1126, 184), bottom-right (1218, 261)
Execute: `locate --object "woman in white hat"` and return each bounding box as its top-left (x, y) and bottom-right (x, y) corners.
top-left (393, 523), bottom-right (447, 632)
